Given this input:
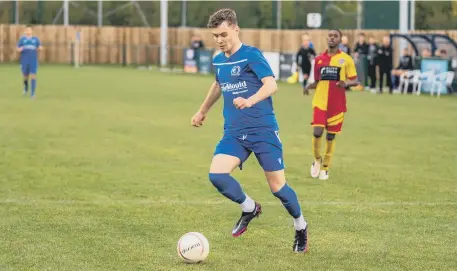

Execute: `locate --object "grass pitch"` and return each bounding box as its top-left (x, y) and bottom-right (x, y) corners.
top-left (0, 65), bottom-right (456, 271)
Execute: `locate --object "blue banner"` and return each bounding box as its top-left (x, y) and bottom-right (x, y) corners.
top-left (420, 58), bottom-right (449, 94)
top-left (198, 49), bottom-right (213, 75)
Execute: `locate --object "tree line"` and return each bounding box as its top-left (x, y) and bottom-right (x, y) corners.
top-left (0, 1), bottom-right (456, 30)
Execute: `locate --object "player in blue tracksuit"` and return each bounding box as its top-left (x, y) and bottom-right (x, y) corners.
top-left (191, 9), bottom-right (309, 253)
top-left (17, 25), bottom-right (42, 98)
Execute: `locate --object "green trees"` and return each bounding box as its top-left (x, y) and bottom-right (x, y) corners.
top-left (0, 0), bottom-right (455, 30)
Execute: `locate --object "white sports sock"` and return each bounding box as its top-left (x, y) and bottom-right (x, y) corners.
top-left (240, 194), bottom-right (255, 212)
top-left (293, 214), bottom-right (307, 230)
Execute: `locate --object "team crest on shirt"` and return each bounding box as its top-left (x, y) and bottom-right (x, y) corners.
top-left (339, 58), bottom-right (345, 64)
top-left (231, 65), bottom-right (241, 76)
top-left (318, 60), bottom-right (322, 64)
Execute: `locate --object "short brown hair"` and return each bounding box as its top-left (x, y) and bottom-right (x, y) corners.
top-left (207, 9), bottom-right (238, 28)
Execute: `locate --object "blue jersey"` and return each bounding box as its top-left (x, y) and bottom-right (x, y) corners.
top-left (17, 36), bottom-right (40, 64)
top-left (213, 44), bottom-right (279, 136)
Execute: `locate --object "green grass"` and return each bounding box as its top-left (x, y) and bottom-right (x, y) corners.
top-left (0, 64), bottom-right (456, 271)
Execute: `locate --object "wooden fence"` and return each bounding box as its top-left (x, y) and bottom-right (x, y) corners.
top-left (1, 24), bottom-right (457, 65)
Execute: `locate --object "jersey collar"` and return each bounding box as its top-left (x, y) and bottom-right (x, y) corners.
top-left (224, 43), bottom-right (243, 59)
top-left (324, 49), bottom-right (341, 57)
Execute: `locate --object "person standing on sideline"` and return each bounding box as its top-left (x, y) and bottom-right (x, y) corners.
top-left (377, 36), bottom-right (393, 94)
top-left (353, 33), bottom-right (368, 57)
top-left (339, 36), bottom-right (351, 55)
top-left (296, 35), bottom-right (316, 93)
top-left (367, 37), bottom-right (379, 91)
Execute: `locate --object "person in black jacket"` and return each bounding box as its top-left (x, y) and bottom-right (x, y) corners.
top-left (391, 48), bottom-right (414, 90)
top-left (190, 34), bottom-right (205, 50)
top-left (354, 33), bottom-right (369, 56)
top-left (296, 35), bottom-right (316, 90)
top-left (377, 36), bottom-right (393, 94)
top-left (190, 34), bottom-right (205, 68)
top-left (367, 37), bottom-right (379, 90)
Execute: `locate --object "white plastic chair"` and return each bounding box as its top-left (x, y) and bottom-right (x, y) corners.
top-left (416, 71), bottom-right (436, 96)
top-left (399, 70), bottom-right (420, 94)
top-left (446, 71), bottom-right (455, 94)
top-left (431, 71), bottom-right (455, 97)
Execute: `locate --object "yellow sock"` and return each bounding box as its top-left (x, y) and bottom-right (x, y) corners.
top-left (312, 136), bottom-right (322, 161)
top-left (322, 139), bottom-right (336, 170)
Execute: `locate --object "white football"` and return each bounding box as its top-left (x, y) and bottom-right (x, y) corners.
top-left (177, 232), bottom-right (210, 264)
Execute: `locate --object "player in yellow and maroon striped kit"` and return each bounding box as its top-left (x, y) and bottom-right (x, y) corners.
top-left (304, 29), bottom-right (359, 180)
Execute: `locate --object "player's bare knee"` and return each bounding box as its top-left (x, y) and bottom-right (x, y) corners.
top-left (326, 133), bottom-right (336, 141)
top-left (30, 74), bottom-right (36, 79)
top-left (264, 170), bottom-right (286, 193)
top-left (313, 127), bottom-right (324, 138)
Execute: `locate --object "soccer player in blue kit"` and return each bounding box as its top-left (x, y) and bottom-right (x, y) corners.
top-left (17, 25), bottom-right (41, 98)
top-left (191, 9), bottom-right (309, 253)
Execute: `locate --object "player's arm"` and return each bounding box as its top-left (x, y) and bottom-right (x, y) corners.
top-left (310, 48), bottom-right (316, 58)
top-left (295, 49), bottom-right (301, 68)
top-left (198, 81), bottom-right (221, 115)
top-left (245, 76), bottom-right (277, 106)
top-left (337, 57), bottom-right (359, 88)
top-left (16, 38), bottom-right (23, 52)
top-left (233, 50), bottom-right (277, 109)
top-left (235, 76), bottom-right (276, 109)
top-left (304, 58), bottom-right (320, 94)
top-left (191, 81), bottom-right (221, 127)
top-left (37, 38), bottom-right (43, 51)
top-left (305, 81), bottom-right (319, 90)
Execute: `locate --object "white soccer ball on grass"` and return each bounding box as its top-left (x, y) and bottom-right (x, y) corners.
top-left (177, 232), bottom-right (210, 264)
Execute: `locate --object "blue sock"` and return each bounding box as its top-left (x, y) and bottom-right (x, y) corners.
top-left (24, 80), bottom-right (28, 92)
top-left (209, 173), bottom-right (247, 204)
top-left (273, 183), bottom-right (302, 219)
top-left (31, 79), bottom-right (36, 96)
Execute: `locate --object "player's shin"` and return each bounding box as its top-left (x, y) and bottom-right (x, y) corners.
top-left (208, 173), bottom-right (254, 212)
top-left (31, 78), bottom-right (37, 97)
top-left (273, 183), bottom-right (307, 230)
top-left (23, 79), bottom-right (28, 92)
top-left (322, 134), bottom-right (336, 170)
top-left (312, 134), bottom-right (322, 160)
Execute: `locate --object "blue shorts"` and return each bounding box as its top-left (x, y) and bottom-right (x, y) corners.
top-left (20, 62), bottom-right (38, 75)
top-left (214, 131), bottom-right (285, 172)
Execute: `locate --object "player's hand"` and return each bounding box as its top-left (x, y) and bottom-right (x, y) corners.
top-left (336, 81), bottom-right (347, 89)
top-left (303, 85), bottom-right (310, 95)
top-left (17, 47), bottom-right (23, 52)
top-left (233, 97), bottom-right (253, 109)
top-left (191, 111), bottom-right (206, 127)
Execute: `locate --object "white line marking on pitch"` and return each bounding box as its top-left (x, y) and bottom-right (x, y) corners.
top-left (0, 199), bottom-right (455, 207)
